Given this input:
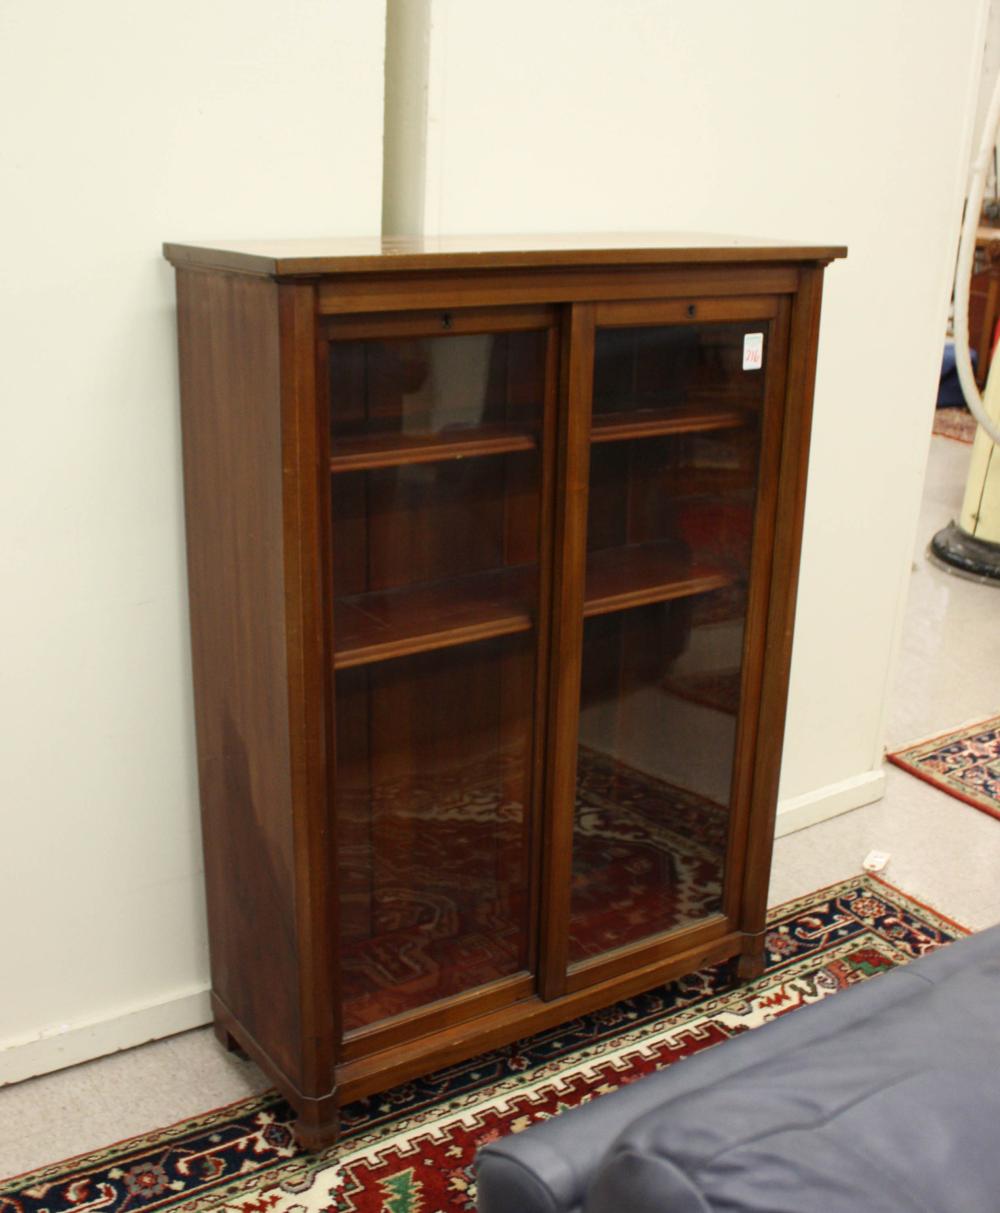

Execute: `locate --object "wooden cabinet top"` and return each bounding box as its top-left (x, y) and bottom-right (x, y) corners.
top-left (163, 232), bottom-right (847, 279)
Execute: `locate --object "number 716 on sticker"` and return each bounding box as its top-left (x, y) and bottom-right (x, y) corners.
top-left (743, 332), bottom-right (764, 371)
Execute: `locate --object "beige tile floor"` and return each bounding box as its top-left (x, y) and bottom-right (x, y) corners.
top-left (3, 433), bottom-right (1000, 1181)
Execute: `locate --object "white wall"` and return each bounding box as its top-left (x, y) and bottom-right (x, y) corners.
top-left (973, 0), bottom-right (1000, 189)
top-left (0, 0), bottom-right (385, 1083)
top-left (386, 0), bottom-right (987, 832)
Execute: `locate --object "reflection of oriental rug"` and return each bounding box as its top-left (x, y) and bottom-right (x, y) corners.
top-left (661, 668), bottom-right (742, 716)
top-left (2, 877), bottom-right (965, 1213)
top-left (932, 406), bottom-right (978, 443)
top-left (570, 748), bottom-right (727, 959)
top-left (338, 748), bottom-right (727, 1025)
top-left (888, 715), bottom-right (1000, 821)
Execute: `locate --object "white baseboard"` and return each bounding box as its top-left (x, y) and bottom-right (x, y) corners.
top-left (0, 985), bottom-right (212, 1087)
top-left (774, 768), bottom-right (886, 838)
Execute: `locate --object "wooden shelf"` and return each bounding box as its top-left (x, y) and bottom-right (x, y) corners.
top-left (334, 566), bottom-right (536, 668)
top-left (583, 543), bottom-right (734, 617)
top-left (590, 404), bottom-right (750, 444)
top-left (330, 425), bottom-right (537, 473)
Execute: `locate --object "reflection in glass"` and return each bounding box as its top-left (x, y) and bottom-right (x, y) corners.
top-left (329, 331), bottom-right (544, 443)
top-left (326, 326), bottom-right (548, 1029)
top-left (592, 323), bottom-right (766, 417)
top-left (570, 597), bottom-right (742, 961)
top-left (569, 321), bottom-right (765, 962)
top-left (336, 639), bottom-right (534, 1031)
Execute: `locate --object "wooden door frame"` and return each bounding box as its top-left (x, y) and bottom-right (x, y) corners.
top-left (319, 302), bottom-right (563, 1057)
top-left (537, 286), bottom-right (804, 997)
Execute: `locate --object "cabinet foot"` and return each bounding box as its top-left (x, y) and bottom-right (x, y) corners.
top-left (212, 1019), bottom-right (247, 1057)
top-left (292, 1104), bottom-right (341, 1152)
top-left (735, 934), bottom-right (767, 983)
top-left (736, 951), bottom-right (766, 982)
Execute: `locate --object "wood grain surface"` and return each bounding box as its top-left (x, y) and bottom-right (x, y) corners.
top-left (168, 240), bottom-right (840, 1146)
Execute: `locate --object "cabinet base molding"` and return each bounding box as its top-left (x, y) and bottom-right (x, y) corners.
top-left (210, 995), bottom-right (340, 1148)
top-left (219, 931), bottom-right (746, 1149)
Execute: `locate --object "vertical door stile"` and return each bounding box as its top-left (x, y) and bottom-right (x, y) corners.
top-left (526, 318), bottom-right (561, 978)
top-left (558, 294), bottom-right (783, 992)
top-left (720, 298), bottom-right (791, 926)
top-left (278, 281), bottom-right (339, 1105)
top-left (313, 328), bottom-right (344, 1065)
top-left (738, 267), bottom-right (828, 975)
top-left (538, 303), bottom-right (596, 1001)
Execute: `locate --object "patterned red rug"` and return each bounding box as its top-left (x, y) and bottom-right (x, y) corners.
top-left (888, 715), bottom-right (1000, 821)
top-left (932, 406), bottom-right (978, 444)
top-left (0, 876), bottom-right (966, 1213)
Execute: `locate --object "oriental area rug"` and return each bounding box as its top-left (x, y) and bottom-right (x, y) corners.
top-left (1, 876), bottom-right (965, 1213)
top-left (889, 714), bottom-right (1000, 822)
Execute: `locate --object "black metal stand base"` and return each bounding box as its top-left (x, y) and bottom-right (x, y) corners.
top-left (929, 521), bottom-right (1000, 584)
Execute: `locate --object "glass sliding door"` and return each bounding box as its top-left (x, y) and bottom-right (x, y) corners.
top-left (564, 312), bottom-right (776, 970)
top-left (326, 316), bottom-right (553, 1034)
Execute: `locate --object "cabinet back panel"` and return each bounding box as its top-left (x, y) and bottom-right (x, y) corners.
top-left (592, 322), bottom-right (767, 414)
top-left (328, 330), bottom-right (545, 439)
top-left (586, 432), bottom-right (758, 571)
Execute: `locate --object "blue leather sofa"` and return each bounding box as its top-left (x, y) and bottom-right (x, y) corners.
top-left (475, 924), bottom-right (1000, 1212)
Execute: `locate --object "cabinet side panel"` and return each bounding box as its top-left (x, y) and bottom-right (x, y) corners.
top-left (176, 268), bottom-right (301, 1082)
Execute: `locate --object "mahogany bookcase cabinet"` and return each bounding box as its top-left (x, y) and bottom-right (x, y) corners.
top-left (164, 234), bottom-right (845, 1147)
